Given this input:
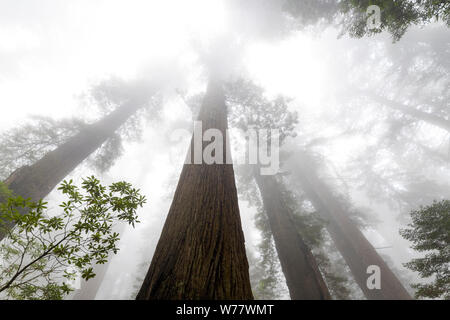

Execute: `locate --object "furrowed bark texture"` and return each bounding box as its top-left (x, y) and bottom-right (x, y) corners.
top-left (288, 150), bottom-right (412, 300)
top-left (254, 171), bottom-right (331, 300)
top-left (136, 80), bottom-right (253, 300)
top-left (1, 100), bottom-right (144, 240)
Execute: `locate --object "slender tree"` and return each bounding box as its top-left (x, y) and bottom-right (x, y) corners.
top-left (366, 93), bottom-right (450, 133)
top-left (226, 79), bottom-right (331, 299)
top-left (136, 79), bottom-right (253, 299)
top-left (253, 169), bottom-right (331, 299)
top-left (287, 149), bottom-right (413, 299)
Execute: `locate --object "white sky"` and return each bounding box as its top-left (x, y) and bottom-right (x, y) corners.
top-left (0, 0), bottom-right (228, 127)
top-left (0, 0), bottom-right (336, 128)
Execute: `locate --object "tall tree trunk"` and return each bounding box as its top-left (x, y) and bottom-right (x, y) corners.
top-left (253, 170), bottom-right (331, 300)
top-left (367, 93), bottom-right (450, 133)
top-left (136, 79), bottom-right (253, 300)
top-left (72, 263), bottom-right (110, 300)
top-left (287, 150), bottom-right (412, 299)
top-left (1, 99), bottom-right (145, 240)
top-left (71, 222), bottom-right (127, 300)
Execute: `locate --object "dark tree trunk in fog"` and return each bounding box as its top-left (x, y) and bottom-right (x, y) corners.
top-left (253, 171), bottom-right (331, 300)
top-left (288, 150), bottom-right (412, 300)
top-left (368, 93), bottom-right (450, 133)
top-left (72, 263), bottom-right (109, 300)
top-left (136, 80), bottom-right (253, 300)
top-left (4, 101), bottom-right (142, 200)
top-left (72, 222), bottom-right (126, 300)
top-left (0, 100), bottom-right (145, 241)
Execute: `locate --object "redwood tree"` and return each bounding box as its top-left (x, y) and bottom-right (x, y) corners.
top-left (225, 79), bottom-right (331, 299)
top-left (1, 95), bottom-right (150, 241)
top-left (287, 150), bottom-right (412, 299)
top-left (253, 170), bottom-right (331, 299)
top-left (136, 79), bottom-right (253, 300)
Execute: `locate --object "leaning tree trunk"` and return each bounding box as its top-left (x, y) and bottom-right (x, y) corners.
top-left (367, 92), bottom-right (450, 133)
top-left (136, 79), bottom-right (253, 300)
top-left (287, 150), bottom-right (412, 300)
top-left (253, 170), bottom-right (331, 300)
top-left (0, 98), bottom-right (146, 241)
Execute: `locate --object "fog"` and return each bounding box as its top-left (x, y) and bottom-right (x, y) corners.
top-left (0, 0), bottom-right (449, 300)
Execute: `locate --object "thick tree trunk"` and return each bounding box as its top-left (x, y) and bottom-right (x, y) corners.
top-left (136, 79), bottom-right (253, 300)
top-left (1, 99), bottom-right (145, 241)
top-left (253, 171), bottom-right (331, 300)
top-left (287, 150), bottom-right (412, 300)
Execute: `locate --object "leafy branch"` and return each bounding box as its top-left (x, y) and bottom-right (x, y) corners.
top-left (0, 176), bottom-right (146, 300)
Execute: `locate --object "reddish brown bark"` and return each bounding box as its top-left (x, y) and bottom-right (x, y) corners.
top-left (254, 171), bottom-right (331, 300)
top-left (289, 150), bottom-right (412, 300)
top-left (136, 80), bottom-right (253, 300)
top-left (1, 99), bottom-right (146, 240)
